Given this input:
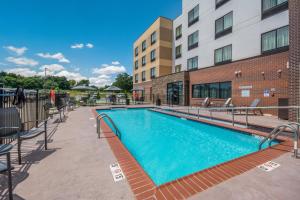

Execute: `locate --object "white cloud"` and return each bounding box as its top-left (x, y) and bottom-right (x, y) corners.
top-left (112, 61), bottom-right (120, 65)
top-left (71, 43), bottom-right (84, 49)
top-left (86, 43), bottom-right (94, 48)
top-left (40, 64), bottom-right (65, 75)
top-left (5, 68), bottom-right (37, 77)
top-left (93, 64), bottom-right (126, 75)
top-left (89, 75), bottom-right (113, 87)
top-left (37, 52), bottom-right (70, 63)
top-left (55, 70), bottom-right (87, 82)
top-left (4, 46), bottom-right (28, 56)
top-left (6, 57), bottom-right (39, 66)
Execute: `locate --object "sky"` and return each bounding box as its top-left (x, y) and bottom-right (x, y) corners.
top-left (0, 0), bottom-right (181, 87)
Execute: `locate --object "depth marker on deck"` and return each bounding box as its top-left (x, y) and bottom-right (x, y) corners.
top-left (110, 163), bottom-right (125, 182)
top-left (258, 161), bottom-right (280, 172)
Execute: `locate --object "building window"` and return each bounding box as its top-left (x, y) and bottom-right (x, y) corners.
top-left (261, 26), bottom-right (289, 54)
top-left (216, 0), bottom-right (230, 9)
top-left (187, 56), bottom-right (198, 71)
top-left (150, 50), bottom-right (156, 62)
top-left (176, 25), bottom-right (182, 40)
top-left (150, 67), bottom-right (156, 79)
top-left (188, 31), bottom-right (199, 50)
top-left (175, 65), bottom-right (182, 73)
top-left (135, 60), bottom-right (138, 70)
top-left (188, 5), bottom-right (199, 27)
top-left (151, 31), bottom-right (157, 45)
top-left (142, 56), bottom-right (146, 66)
top-left (142, 71), bottom-right (146, 82)
top-left (262, 0), bottom-right (288, 19)
top-left (175, 45), bottom-right (182, 59)
top-left (134, 74), bottom-right (139, 83)
top-left (215, 45), bottom-right (232, 65)
top-left (135, 47), bottom-right (138, 57)
top-left (192, 81), bottom-right (232, 99)
top-left (215, 11), bottom-right (233, 39)
top-left (142, 40), bottom-right (147, 51)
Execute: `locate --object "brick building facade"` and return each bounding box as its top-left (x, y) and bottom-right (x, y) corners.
top-left (289, 0), bottom-right (300, 121)
top-left (189, 52), bottom-right (289, 116)
top-left (152, 71), bottom-right (189, 106)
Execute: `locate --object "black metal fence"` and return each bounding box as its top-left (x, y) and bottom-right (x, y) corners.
top-left (0, 84), bottom-right (68, 144)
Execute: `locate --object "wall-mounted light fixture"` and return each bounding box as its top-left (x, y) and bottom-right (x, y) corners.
top-left (277, 69), bottom-right (282, 78)
top-left (235, 70), bottom-right (242, 78)
top-left (261, 71), bottom-right (265, 80)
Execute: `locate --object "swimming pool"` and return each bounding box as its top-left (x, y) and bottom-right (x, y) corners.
top-left (97, 108), bottom-right (276, 186)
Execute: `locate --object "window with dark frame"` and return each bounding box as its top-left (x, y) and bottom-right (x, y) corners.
top-left (215, 11), bottom-right (233, 39)
top-left (151, 31), bottom-right (157, 45)
top-left (142, 56), bottom-right (146, 66)
top-left (261, 25), bottom-right (289, 54)
top-left (135, 60), bottom-right (138, 70)
top-left (175, 45), bottom-right (182, 59)
top-left (134, 74), bottom-right (139, 83)
top-left (142, 40), bottom-right (147, 51)
top-left (150, 67), bottom-right (156, 79)
top-left (187, 56), bottom-right (198, 71)
top-left (142, 71), bottom-right (146, 82)
top-left (262, 0), bottom-right (288, 19)
top-left (192, 81), bottom-right (232, 99)
top-left (188, 31), bottom-right (199, 50)
top-left (135, 47), bottom-right (138, 57)
top-left (215, 0), bottom-right (231, 9)
top-left (188, 5), bottom-right (199, 27)
top-left (214, 45), bottom-right (232, 65)
top-left (150, 50), bottom-right (156, 62)
top-left (176, 25), bottom-right (182, 40)
top-left (175, 65), bottom-right (182, 73)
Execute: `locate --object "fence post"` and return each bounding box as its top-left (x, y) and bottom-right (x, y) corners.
top-left (35, 89), bottom-right (39, 128)
top-left (232, 108), bottom-right (235, 126)
top-left (0, 83), bottom-right (3, 108)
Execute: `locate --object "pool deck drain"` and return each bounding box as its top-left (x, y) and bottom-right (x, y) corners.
top-left (92, 107), bottom-right (295, 200)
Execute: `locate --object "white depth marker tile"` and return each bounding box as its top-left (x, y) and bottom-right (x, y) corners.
top-left (110, 163), bottom-right (125, 182)
top-left (258, 161), bottom-right (280, 172)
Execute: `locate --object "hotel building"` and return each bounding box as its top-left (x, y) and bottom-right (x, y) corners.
top-left (133, 0), bottom-right (299, 119)
top-left (132, 17), bottom-right (173, 102)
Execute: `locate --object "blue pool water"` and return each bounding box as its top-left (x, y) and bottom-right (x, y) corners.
top-left (97, 108), bottom-right (275, 186)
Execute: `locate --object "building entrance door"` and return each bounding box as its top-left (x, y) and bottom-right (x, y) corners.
top-left (167, 81), bottom-right (183, 106)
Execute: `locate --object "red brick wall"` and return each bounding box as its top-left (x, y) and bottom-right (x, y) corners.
top-left (289, 0), bottom-right (300, 121)
top-left (189, 52), bottom-right (289, 115)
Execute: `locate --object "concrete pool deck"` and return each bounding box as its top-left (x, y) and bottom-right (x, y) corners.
top-left (0, 106), bottom-right (299, 200)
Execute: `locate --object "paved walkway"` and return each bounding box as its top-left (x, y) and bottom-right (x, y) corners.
top-left (0, 107), bottom-right (134, 200)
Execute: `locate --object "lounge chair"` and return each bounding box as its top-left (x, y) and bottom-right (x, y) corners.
top-left (201, 97), bottom-right (210, 107)
top-left (0, 144), bottom-right (14, 200)
top-left (239, 98), bottom-right (263, 115)
top-left (223, 98), bottom-right (232, 107)
top-left (0, 107), bottom-right (48, 165)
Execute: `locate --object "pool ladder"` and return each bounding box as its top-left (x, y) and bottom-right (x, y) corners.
top-left (96, 113), bottom-right (121, 140)
top-left (258, 122), bottom-right (299, 158)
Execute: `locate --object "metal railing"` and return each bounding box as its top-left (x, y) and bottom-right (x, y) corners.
top-left (96, 113), bottom-right (121, 140)
top-left (259, 122), bottom-right (299, 158)
top-left (157, 106), bottom-right (300, 128)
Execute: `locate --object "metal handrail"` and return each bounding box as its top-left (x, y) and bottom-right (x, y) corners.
top-left (160, 106), bottom-right (300, 128)
top-left (259, 123), bottom-right (299, 158)
top-left (96, 113), bottom-right (121, 140)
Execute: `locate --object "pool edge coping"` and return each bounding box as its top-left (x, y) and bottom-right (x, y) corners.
top-left (92, 108), bottom-right (293, 200)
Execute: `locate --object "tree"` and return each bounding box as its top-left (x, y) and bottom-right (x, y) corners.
top-left (77, 79), bottom-right (90, 86)
top-left (112, 73), bottom-right (133, 92)
top-left (68, 80), bottom-right (76, 88)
